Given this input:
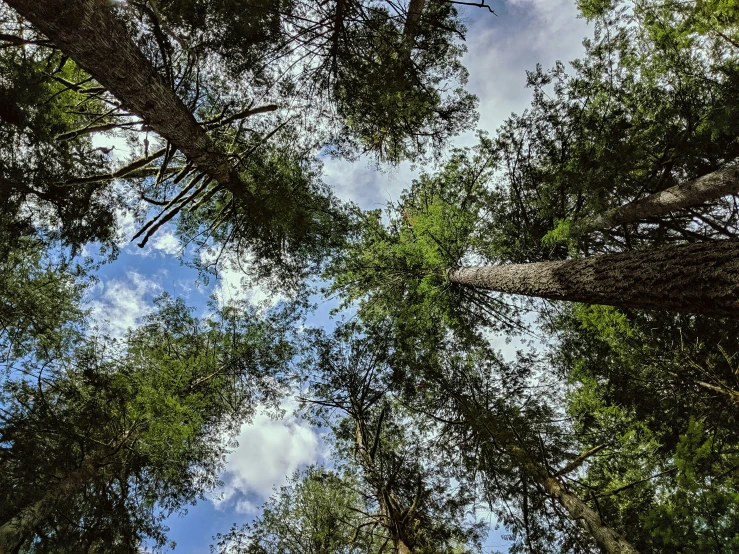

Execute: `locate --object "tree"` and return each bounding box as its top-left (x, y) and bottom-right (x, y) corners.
top-left (298, 323), bottom-right (641, 554)
top-left (4, 0), bottom-right (263, 202)
top-left (211, 327), bottom-right (483, 554)
top-left (548, 304), bottom-right (739, 551)
top-left (571, 166), bottom-right (739, 235)
top-left (301, 327), bottom-right (484, 554)
top-left (2, 0), bottom-right (479, 278)
top-left (0, 294), bottom-right (296, 553)
top-left (445, 239), bottom-right (739, 317)
top-left (214, 467), bottom-right (384, 554)
top-left (429, 353), bottom-right (639, 554)
top-left (490, 1), bottom-right (739, 260)
top-left (0, 13), bottom-right (121, 253)
top-left (329, 157), bottom-right (739, 364)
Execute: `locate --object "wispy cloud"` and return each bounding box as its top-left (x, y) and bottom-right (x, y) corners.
top-left (86, 271), bottom-right (161, 337)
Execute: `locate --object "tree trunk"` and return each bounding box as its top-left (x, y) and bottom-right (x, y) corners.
top-left (541, 476), bottom-right (639, 554)
top-left (447, 239), bottom-right (739, 317)
top-left (0, 464), bottom-right (95, 554)
top-left (403, 0), bottom-right (426, 44)
top-left (5, 0), bottom-right (248, 201)
top-left (454, 397), bottom-right (639, 554)
top-left (573, 167), bottom-right (739, 235)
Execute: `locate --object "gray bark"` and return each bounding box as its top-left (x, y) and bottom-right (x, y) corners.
top-left (447, 240), bottom-right (739, 317)
top-left (5, 0), bottom-right (248, 201)
top-left (573, 167), bottom-right (739, 235)
top-left (541, 476), bottom-right (639, 554)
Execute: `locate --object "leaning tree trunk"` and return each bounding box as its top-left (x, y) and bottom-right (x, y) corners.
top-left (5, 0), bottom-right (248, 201)
top-left (0, 463), bottom-right (96, 554)
top-left (572, 167), bottom-right (739, 235)
top-left (454, 396), bottom-right (639, 554)
top-left (447, 239), bottom-right (739, 317)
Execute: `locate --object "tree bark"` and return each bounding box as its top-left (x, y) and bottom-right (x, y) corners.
top-left (5, 0), bottom-right (248, 202)
top-left (403, 0), bottom-right (426, 44)
top-left (540, 475), bottom-right (639, 554)
top-left (573, 167), bottom-right (739, 235)
top-left (447, 239), bottom-right (739, 317)
top-left (0, 464), bottom-right (95, 554)
top-left (454, 397), bottom-right (639, 554)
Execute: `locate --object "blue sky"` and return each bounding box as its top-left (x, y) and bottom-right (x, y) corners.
top-left (84, 1), bottom-right (590, 551)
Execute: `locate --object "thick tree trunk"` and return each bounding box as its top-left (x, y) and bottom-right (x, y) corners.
top-left (5, 0), bottom-right (248, 201)
top-left (447, 239), bottom-right (739, 317)
top-left (403, 0), bottom-right (426, 44)
top-left (573, 167), bottom-right (739, 235)
top-left (0, 464), bottom-right (94, 554)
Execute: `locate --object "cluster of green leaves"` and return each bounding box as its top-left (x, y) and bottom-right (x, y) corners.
top-left (214, 467), bottom-right (382, 554)
top-left (144, 0), bottom-right (478, 163)
top-left (0, 286), bottom-right (297, 552)
top-left (550, 304), bottom-right (739, 551)
top-left (489, 0), bottom-right (739, 259)
top-left (0, 17), bottom-right (121, 253)
top-left (326, 144), bottom-right (521, 353)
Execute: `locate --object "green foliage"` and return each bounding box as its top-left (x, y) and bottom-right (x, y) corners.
top-left (150, 0), bottom-right (478, 164)
top-left (551, 304), bottom-right (739, 551)
top-left (300, 327), bottom-right (486, 554)
top-left (174, 133), bottom-right (350, 289)
top-left (0, 234), bottom-right (88, 362)
top-left (0, 294), bottom-right (296, 552)
top-left (326, 146), bottom-right (515, 355)
top-left (490, 1), bottom-right (739, 260)
top-left (0, 20), bottom-right (122, 252)
top-left (214, 467), bottom-right (380, 554)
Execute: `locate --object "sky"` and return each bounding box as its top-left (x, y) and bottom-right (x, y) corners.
top-left (84, 1), bottom-right (590, 551)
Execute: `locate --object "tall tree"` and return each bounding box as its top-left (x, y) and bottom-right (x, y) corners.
top-left (301, 327), bottom-right (484, 554)
top-left (2, 0), bottom-right (479, 278)
top-left (424, 351), bottom-right (639, 554)
top-left (489, 0), bottom-right (739, 260)
top-left (0, 295), bottom-right (296, 553)
top-left (547, 304), bottom-right (739, 552)
top-left (214, 467), bottom-right (385, 554)
top-left (301, 326), bottom-right (640, 553)
top-left (329, 156), bottom-right (739, 360)
top-left (570, 166), bottom-right (739, 235)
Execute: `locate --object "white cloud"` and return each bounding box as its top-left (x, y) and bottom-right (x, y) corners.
top-left (461, 0), bottom-right (590, 141)
top-left (117, 211), bottom-right (182, 258)
top-left (149, 229), bottom-right (182, 256)
top-left (322, 157), bottom-right (417, 210)
top-left (86, 271), bottom-right (161, 337)
top-left (202, 251), bottom-right (287, 310)
top-left (215, 400), bottom-right (325, 508)
top-left (115, 208), bottom-right (138, 246)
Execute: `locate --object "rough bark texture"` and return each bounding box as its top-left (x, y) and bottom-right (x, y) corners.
top-left (447, 240), bottom-right (739, 316)
top-left (0, 464), bottom-right (95, 554)
top-left (353, 413), bottom-right (417, 554)
top-left (6, 0), bottom-right (247, 200)
top-left (574, 167), bottom-right (739, 235)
